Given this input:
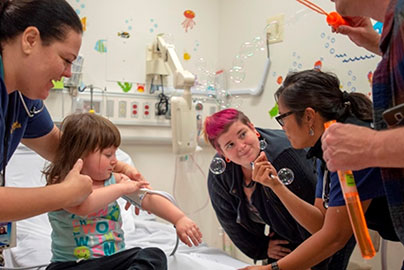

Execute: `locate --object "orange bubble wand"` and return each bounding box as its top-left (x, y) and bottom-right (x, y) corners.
top-left (324, 120), bottom-right (375, 259)
top-left (296, 0), bottom-right (349, 28)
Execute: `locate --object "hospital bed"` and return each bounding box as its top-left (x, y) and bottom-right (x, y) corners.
top-left (2, 144), bottom-right (249, 270)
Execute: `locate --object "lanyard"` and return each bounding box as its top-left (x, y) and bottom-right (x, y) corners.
top-left (322, 169), bottom-right (330, 209)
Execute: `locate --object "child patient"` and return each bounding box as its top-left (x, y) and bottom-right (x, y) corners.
top-left (44, 113), bottom-right (202, 270)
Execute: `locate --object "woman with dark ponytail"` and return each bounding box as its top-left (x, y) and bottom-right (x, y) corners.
top-left (242, 70), bottom-right (399, 270)
top-left (0, 1), bottom-right (140, 225)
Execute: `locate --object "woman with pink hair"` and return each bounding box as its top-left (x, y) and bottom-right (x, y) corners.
top-left (204, 108), bottom-right (353, 269)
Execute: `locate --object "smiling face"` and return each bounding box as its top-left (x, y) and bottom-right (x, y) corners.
top-left (18, 28), bottom-right (82, 100)
top-left (81, 146), bottom-right (118, 182)
top-left (216, 120), bottom-right (260, 168)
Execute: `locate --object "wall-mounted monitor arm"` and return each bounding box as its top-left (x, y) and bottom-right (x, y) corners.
top-left (154, 34), bottom-right (195, 110)
top-left (147, 34), bottom-right (197, 155)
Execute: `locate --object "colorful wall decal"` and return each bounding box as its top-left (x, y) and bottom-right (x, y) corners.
top-left (290, 51), bottom-right (303, 72)
top-left (125, 18), bottom-right (134, 31)
top-left (94, 39), bottom-right (107, 53)
top-left (118, 82), bottom-right (133, 92)
top-left (117, 31), bottom-right (130, 39)
top-left (183, 52), bottom-right (191, 60)
top-left (81, 17), bottom-right (87, 31)
top-left (346, 70), bottom-right (358, 92)
top-left (137, 84), bottom-right (145, 92)
top-left (342, 55), bottom-right (375, 63)
top-left (149, 18), bottom-right (159, 33)
top-left (367, 71), bottom-right (373, 86)
top-left (313, 60), bottom-right (322, 70)
top-left (276, 76), bottom-right (283, 85)
top-left (182, 10), bottom-right (196, 32)
top-left (73, 0), bottom-right (86, 15)
top-left (193, 40), bottom-right (200, 52)
top-left (268, 103), bottom-right (279, 118)
top-left (373, 21), bottom-right (383, 34)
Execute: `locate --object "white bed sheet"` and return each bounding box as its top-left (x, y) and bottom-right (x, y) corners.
top-left (3, 144), bottom-right (249, 270)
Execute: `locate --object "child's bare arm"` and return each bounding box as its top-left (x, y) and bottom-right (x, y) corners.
top-left (141, 194), bottom-right (202, 247)
top-left (65, 173), bottom-right (148, 216)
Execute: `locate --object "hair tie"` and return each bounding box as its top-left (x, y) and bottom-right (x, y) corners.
top-left (342, 91), bottom-right (350, 102)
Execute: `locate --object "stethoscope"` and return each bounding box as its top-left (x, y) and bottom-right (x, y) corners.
top-left (0, 55), bottom-right (45, 118)
top-left (17, 91), bottom-right (45, 118)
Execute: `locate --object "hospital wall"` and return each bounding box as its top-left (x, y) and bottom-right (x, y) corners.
top-left (44, 0), bottom-right (404, 268)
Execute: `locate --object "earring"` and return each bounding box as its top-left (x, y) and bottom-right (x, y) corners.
top-left (255, 132), bottom-right (260, 138)
top-left (225, 157), bottom-right (231, 163)
top-left (309, 127), bottom-right (314, 136)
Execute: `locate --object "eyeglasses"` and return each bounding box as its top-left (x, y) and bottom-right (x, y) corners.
top-left (275, 111), bottom-right (295, 126)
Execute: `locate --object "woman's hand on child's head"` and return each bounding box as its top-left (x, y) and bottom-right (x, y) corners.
top-left (175, 216), bottom-right (202, 247)
top-left (252, 152), bottom-right (279, 188)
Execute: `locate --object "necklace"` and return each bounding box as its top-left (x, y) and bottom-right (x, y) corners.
top-left (243, 180), bottom-right (256, 188)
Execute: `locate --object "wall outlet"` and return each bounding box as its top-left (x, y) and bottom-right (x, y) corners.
top-left (266, 14), bottom-right (284, 44)
top-left (118, 100), bottom-right (127, 118)
top-left (142, 102), bottom-right (152, 119)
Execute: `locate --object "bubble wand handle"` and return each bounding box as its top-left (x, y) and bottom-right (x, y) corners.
top-left (296, 0), bottom-right (328, 15)
top-left (324, 120), bottom-right (376, 259)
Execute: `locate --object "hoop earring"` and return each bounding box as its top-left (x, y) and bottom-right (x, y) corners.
top-left (309, 127), bottom-right (314, 136)
top-left (225, 157), bottom-right (230, 163)
top-left (256, 132), bottom-right (260, 138)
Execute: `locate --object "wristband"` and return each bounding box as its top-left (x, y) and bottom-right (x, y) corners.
top-left (270, 261), bottom-right (280, 270)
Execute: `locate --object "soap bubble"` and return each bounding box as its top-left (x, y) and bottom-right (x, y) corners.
top-left (239, 41), bottom-right (255, 59)
top-left (195, 57), bottom-right (207, 72)
top-left (259, 139), bottom-right (267, 150)
top-left (229, 66), bottom-right (246, 83)
top-left (216, 89), bottom-right (232, 109)
top-left (278, 168), bottom-right (294, 185)
top-left (232, 55), bottom-right (245, 69)
top-left (209, 157), bottom-right (226, 175)
top-left (252, 36), bottom-right (266, 52)
top-left (216, 89), bottom-right (229, 100)
top-left (204, 70), bottom-right (216, 91)
top-left (232, 95), bottom-right (243, 109)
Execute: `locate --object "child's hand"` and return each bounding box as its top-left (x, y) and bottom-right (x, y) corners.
top-left (175, 216), bottom-right (202, 247)
top-left (252, 152), bottom-right (280, 188)
top-left (119, 174), bottom-right (149, 194)
top-left (123, 168), bottom-right (152, 190)
top-left (120, 172), bottom-right (153, 212)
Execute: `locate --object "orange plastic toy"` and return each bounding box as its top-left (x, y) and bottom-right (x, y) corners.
top-left (324, 120), bottom-right (376, 259)
top-left (296, 0), bottom-right (349, 28)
